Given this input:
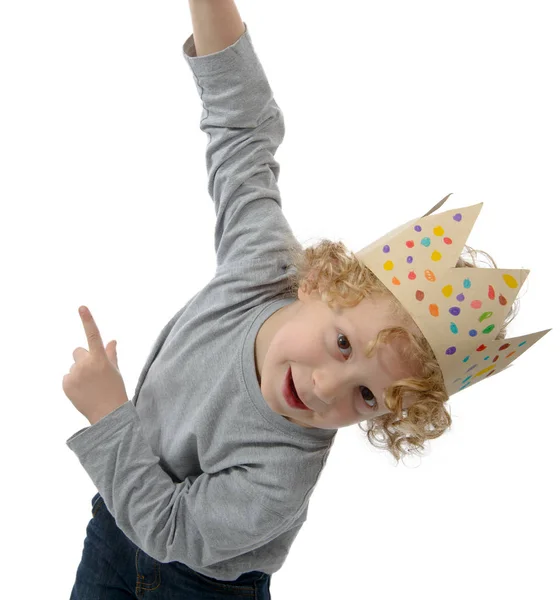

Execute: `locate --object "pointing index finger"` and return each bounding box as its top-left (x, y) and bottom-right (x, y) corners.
top-left (79, 306), bottom-right (104, 355)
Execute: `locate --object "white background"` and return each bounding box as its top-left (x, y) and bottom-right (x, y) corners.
top-left (1, 1), bottom-right (558, 598)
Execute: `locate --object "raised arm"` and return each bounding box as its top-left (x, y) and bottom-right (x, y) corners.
top-left (188, 0), bottom-right (246, 56)
top-left (182, 5), bottom-right (300, 270)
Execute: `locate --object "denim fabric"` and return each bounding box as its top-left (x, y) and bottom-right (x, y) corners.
top-left (69, 493), bottom-right (272, 599)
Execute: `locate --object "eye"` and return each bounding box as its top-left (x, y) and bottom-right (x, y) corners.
top-left (336, 333), bottom-right (378, 409)
top-left (336, 333), bottom-right (352, 357)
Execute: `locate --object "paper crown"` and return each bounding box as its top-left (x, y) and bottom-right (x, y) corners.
top-left (355, 194), bottom-right (551, 398)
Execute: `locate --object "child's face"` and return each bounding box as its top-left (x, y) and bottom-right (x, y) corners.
top-left (255, 289), bottom-right (423, 430)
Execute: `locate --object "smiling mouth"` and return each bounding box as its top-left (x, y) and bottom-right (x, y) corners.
top-left (289, 371), bottom-right (302, 403)
top-left (287, 367), bottom-right (310, 410)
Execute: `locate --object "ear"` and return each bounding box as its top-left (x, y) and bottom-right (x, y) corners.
top-left (297, 287), bottom-right (309, 301)
top-left (297, 286), bottom-right (320, 302)
top-left (297, 269), bottom-right (322, 302)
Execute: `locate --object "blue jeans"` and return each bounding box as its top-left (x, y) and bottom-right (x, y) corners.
top-left (70, 492), bottom-right (272, 599)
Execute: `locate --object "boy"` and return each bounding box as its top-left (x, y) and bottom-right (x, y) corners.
top-left (67, 1), bottom-right (550, 596)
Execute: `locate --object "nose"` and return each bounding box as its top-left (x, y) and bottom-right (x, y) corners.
top-left (312, 367), bottom-right (345, 405)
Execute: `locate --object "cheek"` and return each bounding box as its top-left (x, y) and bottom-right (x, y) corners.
top-left (276, 323), bottom-right (313, 355)
top-left (268, 328), bottom-right (292, 357)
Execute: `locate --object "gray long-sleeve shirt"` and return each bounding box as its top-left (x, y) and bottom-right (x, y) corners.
top-left (66, 22), bottom-right (338, 581)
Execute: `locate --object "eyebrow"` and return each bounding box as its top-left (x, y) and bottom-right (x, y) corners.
top-left (338, 316), bottom-right (375, 361)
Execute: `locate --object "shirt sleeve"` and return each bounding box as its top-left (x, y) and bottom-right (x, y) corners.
top-left (183, 22), bottom-right (299, 271)
top-left (66, 402), bottom-right (291, 567)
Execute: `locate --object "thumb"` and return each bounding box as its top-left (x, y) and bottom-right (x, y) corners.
top-left (106, 340), bottom-right (119, 367)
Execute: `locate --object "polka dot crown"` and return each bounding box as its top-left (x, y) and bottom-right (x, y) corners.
top-left (355, 195), bottom-right (551, 397)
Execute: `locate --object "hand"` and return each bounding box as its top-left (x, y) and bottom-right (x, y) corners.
top-left (62, 306), bottom-right (129, 425)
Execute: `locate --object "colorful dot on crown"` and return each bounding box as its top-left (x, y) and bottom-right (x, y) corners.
top-left (416, 290), bottom-right (425, 301)
top-left (506, 351), bottom-right (516, 358)
top-left (392, 277), bottom-right (400, 285)
top-left (488, 285), bottom-right (495, 300)
top-left (463, 356), bottom-right (470, 363)
top-left (499, 294), bottom-right (508, 306)
top-left (476, 365), bottom-right (495, 377)
top-left (449, 307), bottom-right (461, 316)
top-left (471, 299), bottom-right (482, 309)
top-left (443, 237), bottom-right (453, 245)
top-left (408, 271), bottom-right (416, 280)
top-left (462, 375), bottom-right (472, 384)
top-left (467, 364), bottom-right (478, 372)
top-left (479, 311), bottom-right (493, 323)
top-left (482, 324), bottom-right (495, 334)
top-left (433, 226), bottom-right (444, 236)
top-left (383, 245), bottom-right (390, 253)
top-left (476, 344), bottom-right (487, 352)
top-left (469, 329), bottom-right (478, 337)
top-left (459, 382), bottom-right (471, 391)
top-left (453, 213), bottom-right (463, 222)
top-left (406, 240), bottom-right (414, 248)
top-left (429, 304), bottom-right (439, 317)
top-left (518, 341), bottom-right (527, 347)
top-left (503, 274), bottom-right (519, 288)
top-left (425, 270), bottom-right (436, 282)
top-left (450, 322), bottom-right (459, 334)
top-left (492, 355), bottom-right (499, 363)
top-left (446, 346), bottom-right (457, 355)
top-left (499, 344), bottom-right (510, 351)
top-left (442, 285), bottom-right (453, 297)
top-left (432, 250), bottom-right (442, 261)
top-left (457, 293), bottom-right (465, 302)
top-left (414, 225), bottom-right (422, 232)
top-left (407, 256), bottom-right (413, 264)
top-left (383, 260), bottom-right (394, 270)
top-left (421, 237), bottom-right (431, 247)
top-left (464, 278), bottom-right (472, 289)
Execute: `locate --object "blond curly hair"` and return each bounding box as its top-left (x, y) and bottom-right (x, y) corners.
top-left (285, 239), bottom-right (520, 464)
